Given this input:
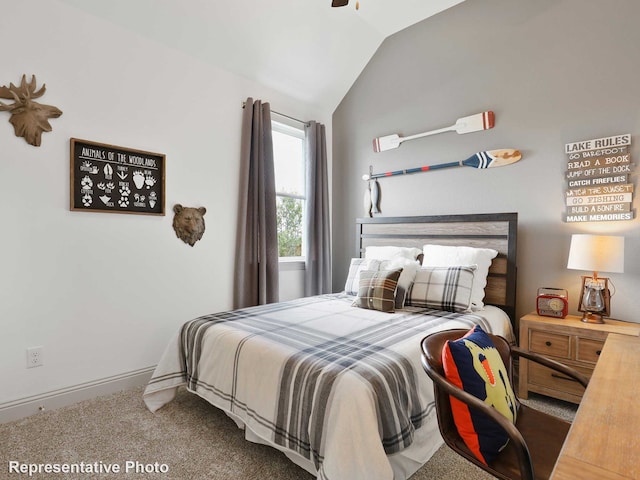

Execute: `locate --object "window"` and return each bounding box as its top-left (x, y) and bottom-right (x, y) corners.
top-left (272, 120), bottom-right (305, 259)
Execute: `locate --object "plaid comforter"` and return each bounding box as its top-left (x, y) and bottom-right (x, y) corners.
top-left (144, 294), bottom-right (507, 480)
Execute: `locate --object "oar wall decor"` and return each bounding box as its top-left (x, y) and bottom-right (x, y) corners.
top-left (362, 149), bottom-right (521, 181)
top-left (373, 111), bottom-right (494, 153)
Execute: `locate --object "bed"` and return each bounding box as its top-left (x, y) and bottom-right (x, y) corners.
top-left (143, 212), bottom-right (518, 480)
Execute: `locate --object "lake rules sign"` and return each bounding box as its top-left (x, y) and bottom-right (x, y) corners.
top-left (564, 134), bottom-right (635, 223)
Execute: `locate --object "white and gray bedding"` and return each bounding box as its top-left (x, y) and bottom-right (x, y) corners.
top-left (143, 293), bottom-right (513, 480)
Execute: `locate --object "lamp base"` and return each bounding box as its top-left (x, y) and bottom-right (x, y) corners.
top-left (577, 276), bottom-right (611, 324)
top-left (581, 312), bottom-right (605, 324)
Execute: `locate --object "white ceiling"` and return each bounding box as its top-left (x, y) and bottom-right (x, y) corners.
top-left (59, 0), bottom-right (464, 111)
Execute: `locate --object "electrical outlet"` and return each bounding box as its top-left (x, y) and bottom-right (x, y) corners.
top-left (27, 347), bottom-right (43, 368)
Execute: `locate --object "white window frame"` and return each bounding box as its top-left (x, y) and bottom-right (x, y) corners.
top-left (272, 119), bottom-right (306, 265)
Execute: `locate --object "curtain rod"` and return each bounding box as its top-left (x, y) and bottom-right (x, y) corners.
top-left (242, 101), bottom-right (309, 126)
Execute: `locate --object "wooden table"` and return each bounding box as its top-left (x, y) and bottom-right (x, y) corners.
top-left (551, 333), bottom-right (640, 480)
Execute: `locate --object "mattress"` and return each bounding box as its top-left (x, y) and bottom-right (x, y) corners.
top-left (143, 293), bottom-right (513, 480)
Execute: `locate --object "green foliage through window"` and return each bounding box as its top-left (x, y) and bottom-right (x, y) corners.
top-left (277, 196), bottom-right (303, 257)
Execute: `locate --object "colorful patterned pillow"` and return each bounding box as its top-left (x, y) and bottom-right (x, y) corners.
top-left (344, 258), bottom-right (381, 295)
top-left (352, 269), bottom-right (402, 313)
top-left (406, 265), bottom-right (476, 312)
top-left (442, 325), bottom-right (517, 465)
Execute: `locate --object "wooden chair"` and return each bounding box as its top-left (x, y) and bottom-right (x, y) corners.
top-left (420, 329), bottom-right (589, 480)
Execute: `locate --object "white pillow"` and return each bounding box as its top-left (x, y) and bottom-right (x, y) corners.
top-left (380, 258), bottom-right (419, 308)
top-left (365, 246), bottom-right (422, 262)
top-left (422, 244), bottom-right (498, 310)
top-left (344, 258), bottom-right (381, 295)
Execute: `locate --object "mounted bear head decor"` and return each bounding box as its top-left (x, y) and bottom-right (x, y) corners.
top-left (172, 204), bottom-right (206, 247)
top-left (0, 74), bottom-right (62, 146)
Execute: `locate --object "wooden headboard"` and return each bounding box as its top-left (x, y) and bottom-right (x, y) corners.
top-left (356, 213), bottom-right (518, 326)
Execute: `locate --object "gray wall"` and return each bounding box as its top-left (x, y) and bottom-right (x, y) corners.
top-left (332, 0), bottom-right (639, 324)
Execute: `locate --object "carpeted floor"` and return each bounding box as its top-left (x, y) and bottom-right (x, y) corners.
top-left (1, 386), bottom-right (576, 479)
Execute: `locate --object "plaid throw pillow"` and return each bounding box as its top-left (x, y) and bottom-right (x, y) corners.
top-left (379, 259), bottom-right (418, 309)
top-left (422, 245), bottom-right (498, 310)
top-left (352, 269), bottom-right (402, 313)
top-left (406, 265), bottom-right (476, 312)
top-left (344, 258), bottom-right (381, 295)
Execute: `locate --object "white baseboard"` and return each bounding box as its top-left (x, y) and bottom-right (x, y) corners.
top-left (0, 366), bottom-right (155, 424)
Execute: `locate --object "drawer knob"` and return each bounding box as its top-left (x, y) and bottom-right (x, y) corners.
top-left (545, 341), bottom-right (552, 347)
top-left (596, 350), bottom-right (601, 356)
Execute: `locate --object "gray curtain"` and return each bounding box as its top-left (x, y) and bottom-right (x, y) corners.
top-left (233, 98), bottom-right (279, 308)
top-left (304, 121), bottom-right (332, 296)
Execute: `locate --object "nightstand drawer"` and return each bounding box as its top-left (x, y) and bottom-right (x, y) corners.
top-left (529, 330), bottom-right (571, 359)
top-left (576, 337), bottom-right (605, 363)
top-left (519, 313), bottom-right (640, 404)
top-left (528, 362), bottom-right (592, 398)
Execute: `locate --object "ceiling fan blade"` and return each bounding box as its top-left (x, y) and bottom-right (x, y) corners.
top-left (332, 0), bottom-right (349, 6)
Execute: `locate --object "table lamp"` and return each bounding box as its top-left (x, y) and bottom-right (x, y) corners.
top-left (567, 234), bottom-right (624, 323)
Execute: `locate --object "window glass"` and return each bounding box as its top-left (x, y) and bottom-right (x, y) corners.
top-left (272, 121), bottom-right (305, 259)
top-left (273, 129), bottom-right (304, 195)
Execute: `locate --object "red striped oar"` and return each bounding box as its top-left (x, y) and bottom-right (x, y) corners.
top-left (362, 149), bottom-right (521, 180)
top-left (373, 111), bottom-right (495, 153)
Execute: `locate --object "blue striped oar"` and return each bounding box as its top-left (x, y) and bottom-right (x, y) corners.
top-left (362, 149), bottom-right (521, 181)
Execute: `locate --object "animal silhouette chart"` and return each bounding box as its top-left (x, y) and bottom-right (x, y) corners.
top-left (70, 138), bottom-right (165, 215)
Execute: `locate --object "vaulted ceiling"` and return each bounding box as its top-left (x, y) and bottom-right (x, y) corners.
top-left (59, 0), bottom-right (464, 111)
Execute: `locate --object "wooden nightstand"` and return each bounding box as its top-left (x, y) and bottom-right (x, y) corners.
top-left (518, 312), bottom-right (640, 404)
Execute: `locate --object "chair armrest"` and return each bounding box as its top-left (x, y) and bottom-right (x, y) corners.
top-left (511, 346), bottom-right (590, 388)
top-left (421, 356), bottom-right (535, 480)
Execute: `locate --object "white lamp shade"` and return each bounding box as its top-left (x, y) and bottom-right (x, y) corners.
top-left (567, 234), bottom-right (625, 273)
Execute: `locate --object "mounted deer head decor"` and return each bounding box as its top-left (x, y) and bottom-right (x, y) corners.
top-left (0, 74), bottom-right (62, 146)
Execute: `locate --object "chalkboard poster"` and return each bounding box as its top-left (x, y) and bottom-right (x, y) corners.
top-left (70, 138), bottom-right (165, 215)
